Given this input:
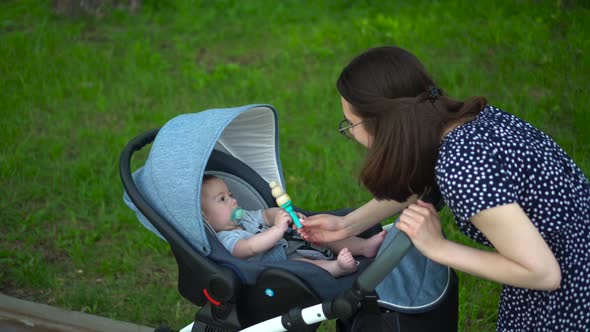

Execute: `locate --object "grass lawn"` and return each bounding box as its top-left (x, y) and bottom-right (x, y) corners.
top-left (1, 1), bottom-right (588, 331)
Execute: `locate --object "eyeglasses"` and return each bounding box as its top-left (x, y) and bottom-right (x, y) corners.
top-left (338, 118), bottom-right (364, 139)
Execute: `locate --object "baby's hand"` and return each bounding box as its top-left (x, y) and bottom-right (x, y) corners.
top-left (273, 209), bottom-right (290, 232)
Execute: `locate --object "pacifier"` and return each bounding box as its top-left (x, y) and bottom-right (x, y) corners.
top-left (231, 207), bottom-right (244, 225)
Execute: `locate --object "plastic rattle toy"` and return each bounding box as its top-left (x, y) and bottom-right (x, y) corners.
top-left (269, 181), bottom-right (303, 228)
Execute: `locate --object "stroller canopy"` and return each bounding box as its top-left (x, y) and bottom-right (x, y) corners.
top-left (124, 104), bottom-right (284, 255)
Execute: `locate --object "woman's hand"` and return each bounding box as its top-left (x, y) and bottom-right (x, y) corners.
top-left (298, 213), bottom-right (348, 244)
top-left (395, 200), bottom-right (445, 257)
top-left (295, 211), bottom-right (306, 221)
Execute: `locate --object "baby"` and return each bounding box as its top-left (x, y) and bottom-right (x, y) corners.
top-left (200, 175), bottom-right (386, 277)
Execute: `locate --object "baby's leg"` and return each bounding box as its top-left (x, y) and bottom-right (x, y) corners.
top-left (297, 248), bottom-right (358, 278)
top-left (326, 230), bottom-right (387, 258)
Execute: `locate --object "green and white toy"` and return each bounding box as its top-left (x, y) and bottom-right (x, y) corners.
top-left (269, 181), bottom-right (303, 228)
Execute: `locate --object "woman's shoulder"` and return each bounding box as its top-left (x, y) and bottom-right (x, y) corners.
top-left (439, 105), bottom-right (528, 153)
top-left (436, 105), bottom-right (514, 178)
top-left (439, 106), bottom-right (493, 153)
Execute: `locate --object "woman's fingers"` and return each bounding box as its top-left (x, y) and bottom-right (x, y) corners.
top-left (396, 202), bottom-right (444, 258)
top-left (398, 202), bottom-right (439, 236)
top-left (395, 217), bottom-right (416, 237)
top-left (401, 205), bottom-right (429, 225)
top-left (402, 202), bottom-right (438, 226)
top-left (297, 222), bottom-right (313, 239)
top-left (417, 200), bottom-right (437, 213)
top-left (302, 214), bottom-right (324, 227)
top-left (405, 203), bottom-right (431, 216)
top-left (298, 214), bottom-right (348, 244)
top-left (401, 207), bottom-right (421, 220)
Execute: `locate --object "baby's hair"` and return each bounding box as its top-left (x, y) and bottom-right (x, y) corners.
top-left (200, 175), bottom-right (220, 226)
top-left (202, 174), bottom-right (218, 184)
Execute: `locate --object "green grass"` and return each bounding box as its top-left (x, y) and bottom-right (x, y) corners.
top-left (1, 1), bottom-right (588, 331)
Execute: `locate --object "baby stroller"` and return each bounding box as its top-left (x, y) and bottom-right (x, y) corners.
top-left (120, 104), bottom-right (458, 331)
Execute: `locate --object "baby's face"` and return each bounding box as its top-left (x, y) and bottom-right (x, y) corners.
top-left (201, 178), bottom-right (239, 232)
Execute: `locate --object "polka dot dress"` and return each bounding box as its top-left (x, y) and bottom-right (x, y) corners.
top-left (436, 105), bottom-right (590, 331)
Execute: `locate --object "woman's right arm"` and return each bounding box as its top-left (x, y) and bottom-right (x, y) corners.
top-left (300, 196), bottom-right (417, 243)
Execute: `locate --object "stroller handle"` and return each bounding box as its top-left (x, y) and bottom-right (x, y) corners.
top-left (356, 188), bottom-right (444, 292)
top-left (356, 230), bottom-right (412, 293)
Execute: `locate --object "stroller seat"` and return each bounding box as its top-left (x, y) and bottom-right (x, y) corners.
top-left (120, 105), bottom-right (458, 331)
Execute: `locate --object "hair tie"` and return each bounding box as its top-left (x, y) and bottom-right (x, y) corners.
top-left (426, 86), bottom-right (442, 102)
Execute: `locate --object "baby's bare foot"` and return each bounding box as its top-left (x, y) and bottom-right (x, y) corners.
top-left (334, 248), bottom-right (357, 277)
top-left (363, 230), bottom-right (387, 257)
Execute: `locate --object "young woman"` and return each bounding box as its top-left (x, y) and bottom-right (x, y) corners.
top-left (299, 46), bottom-right (590, 331)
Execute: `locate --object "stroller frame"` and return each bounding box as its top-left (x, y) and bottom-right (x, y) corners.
top-left (120, 107), bottom-right (458, 332)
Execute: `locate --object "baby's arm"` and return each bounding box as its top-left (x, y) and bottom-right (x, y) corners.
top-left (232, 210), bottom-right (290, 258)
top-left (262, 207), bottom-right (283, 227)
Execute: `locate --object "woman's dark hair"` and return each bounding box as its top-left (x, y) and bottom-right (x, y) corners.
top-left (337, 46), bottom-right (487, 201)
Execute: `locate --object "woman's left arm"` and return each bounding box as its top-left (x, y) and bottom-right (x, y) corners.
top-left (398, 201), bottom-right (561, 290)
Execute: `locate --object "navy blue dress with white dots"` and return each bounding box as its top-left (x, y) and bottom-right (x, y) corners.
top-left (436, 105), bottom-right (590, 331)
